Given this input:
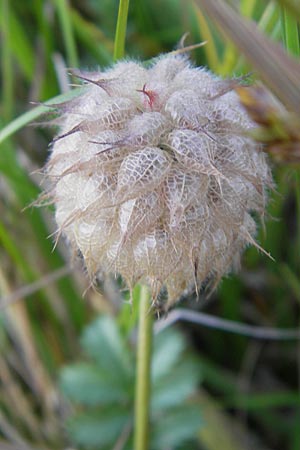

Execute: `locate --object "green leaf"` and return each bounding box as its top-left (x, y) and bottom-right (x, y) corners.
top-left (67, 407), bottom-right (130, 448)
top-left (152, 328), bottom-right (186, 382)
top-left (80, 315), bottom-right (132, 380)
top-left (60, 363), bottom-right (129, 406)
top-left (0, 87), bottom-right (84, 145)
top-left (151, 404), bottom-right (202, 449)
top-left (151, 358), bottom-right (201, 412)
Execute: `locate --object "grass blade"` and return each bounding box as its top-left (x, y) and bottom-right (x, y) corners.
top-left (194, 0), bottom-right (300, 114)
top-left (0, 87), bottom-right (84, 145)
top-left (193, 6), bottom-right (219, 71)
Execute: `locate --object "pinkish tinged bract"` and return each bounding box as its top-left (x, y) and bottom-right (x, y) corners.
top-left (45, 54), bottom-right (272, 310)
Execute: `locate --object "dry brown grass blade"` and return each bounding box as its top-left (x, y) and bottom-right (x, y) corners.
top-left (0, 411), bottom-right (36, 450)
top-left (0, 270), bottom-right (64, 446)
top-left (0, 359), bottom-right (44, 441)
top-left (193, 0), bottom-right (300, 114)
top-left (0, 265), bottom-right (72, 309)
top-left (0, 441), bottom-right (40, 450)
top-left (277, 0), bottom-right (300, 18)
top-left (0, 269), bottom-right (55, 406)
top-left (237, 85), bottom-right (300, 163)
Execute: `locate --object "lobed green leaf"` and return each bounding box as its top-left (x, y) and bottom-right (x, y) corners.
top-left (80, 315), bottom-right (132, 381)
top-left (151, 404), bottom-right (202, 449)
top-left (151, 328), bottom-right (186, 382)
top-left (67, 407), bottom-right (130, 448)
top-left (151, 357), bottom-right (201, 412)
top-left (60, 363), bottom-right (129, 406)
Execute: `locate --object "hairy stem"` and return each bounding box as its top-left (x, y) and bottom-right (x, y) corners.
top-left (134, 284), bottom-right (153, 450)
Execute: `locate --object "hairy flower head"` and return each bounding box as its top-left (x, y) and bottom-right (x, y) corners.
top-left (45, 54), bottom-right (272, 309)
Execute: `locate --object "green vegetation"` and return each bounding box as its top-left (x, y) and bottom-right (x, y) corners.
top-left (1, 1), bottom-right (300, 449)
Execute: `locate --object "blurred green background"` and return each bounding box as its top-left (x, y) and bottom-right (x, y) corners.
top-left (1, 0), bottom-right (300, 449)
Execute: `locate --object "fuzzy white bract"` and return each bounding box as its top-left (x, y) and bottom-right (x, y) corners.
top-left (46, 54), bottom-right (272, 309)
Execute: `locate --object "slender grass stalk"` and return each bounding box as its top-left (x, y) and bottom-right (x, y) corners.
top-left (240, 0), bottom-right (257, 18)
top-left (218, 43), bottom-right (238, 76)
top-left (280, 7), bottom-right (300, 55)
top-left (232, 3), bottom-right (281, 74)
top-left (113, 0), bottom-right (130, 61)
top-left (155, 307), bottom-right (300, 340)
top-left (54, 0), bottom-right (78, 68)
top-left (194, 6), bottom-right (219, 72)
top-left (9, 9), bottom-right (35, 81)
top-left (1, 0), bottom-right (13, 121)
top-left (258, 2), bottom-right (280, 35)
top-left (280, 264), bottom-right (300, 304)
top-left (280, 11), bottom-right (300, 440)
top-left (134, 285), bottom-right (153, 450)
top-left (280, 8), bottom-right (300, 273)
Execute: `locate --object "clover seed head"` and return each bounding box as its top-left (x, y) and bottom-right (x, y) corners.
top-left (46, 54), bottom-right (272, 309)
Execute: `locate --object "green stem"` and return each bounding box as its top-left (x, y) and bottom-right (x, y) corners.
top-left (113, 0), bottom-right (130, 61)
top-left (280, 6), bottom-right (300, 56)
top-left (134, 284), bottom-right (153, 450)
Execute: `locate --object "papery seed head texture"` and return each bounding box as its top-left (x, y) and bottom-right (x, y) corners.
top-left (46, 53), bottom-right (272, 309)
